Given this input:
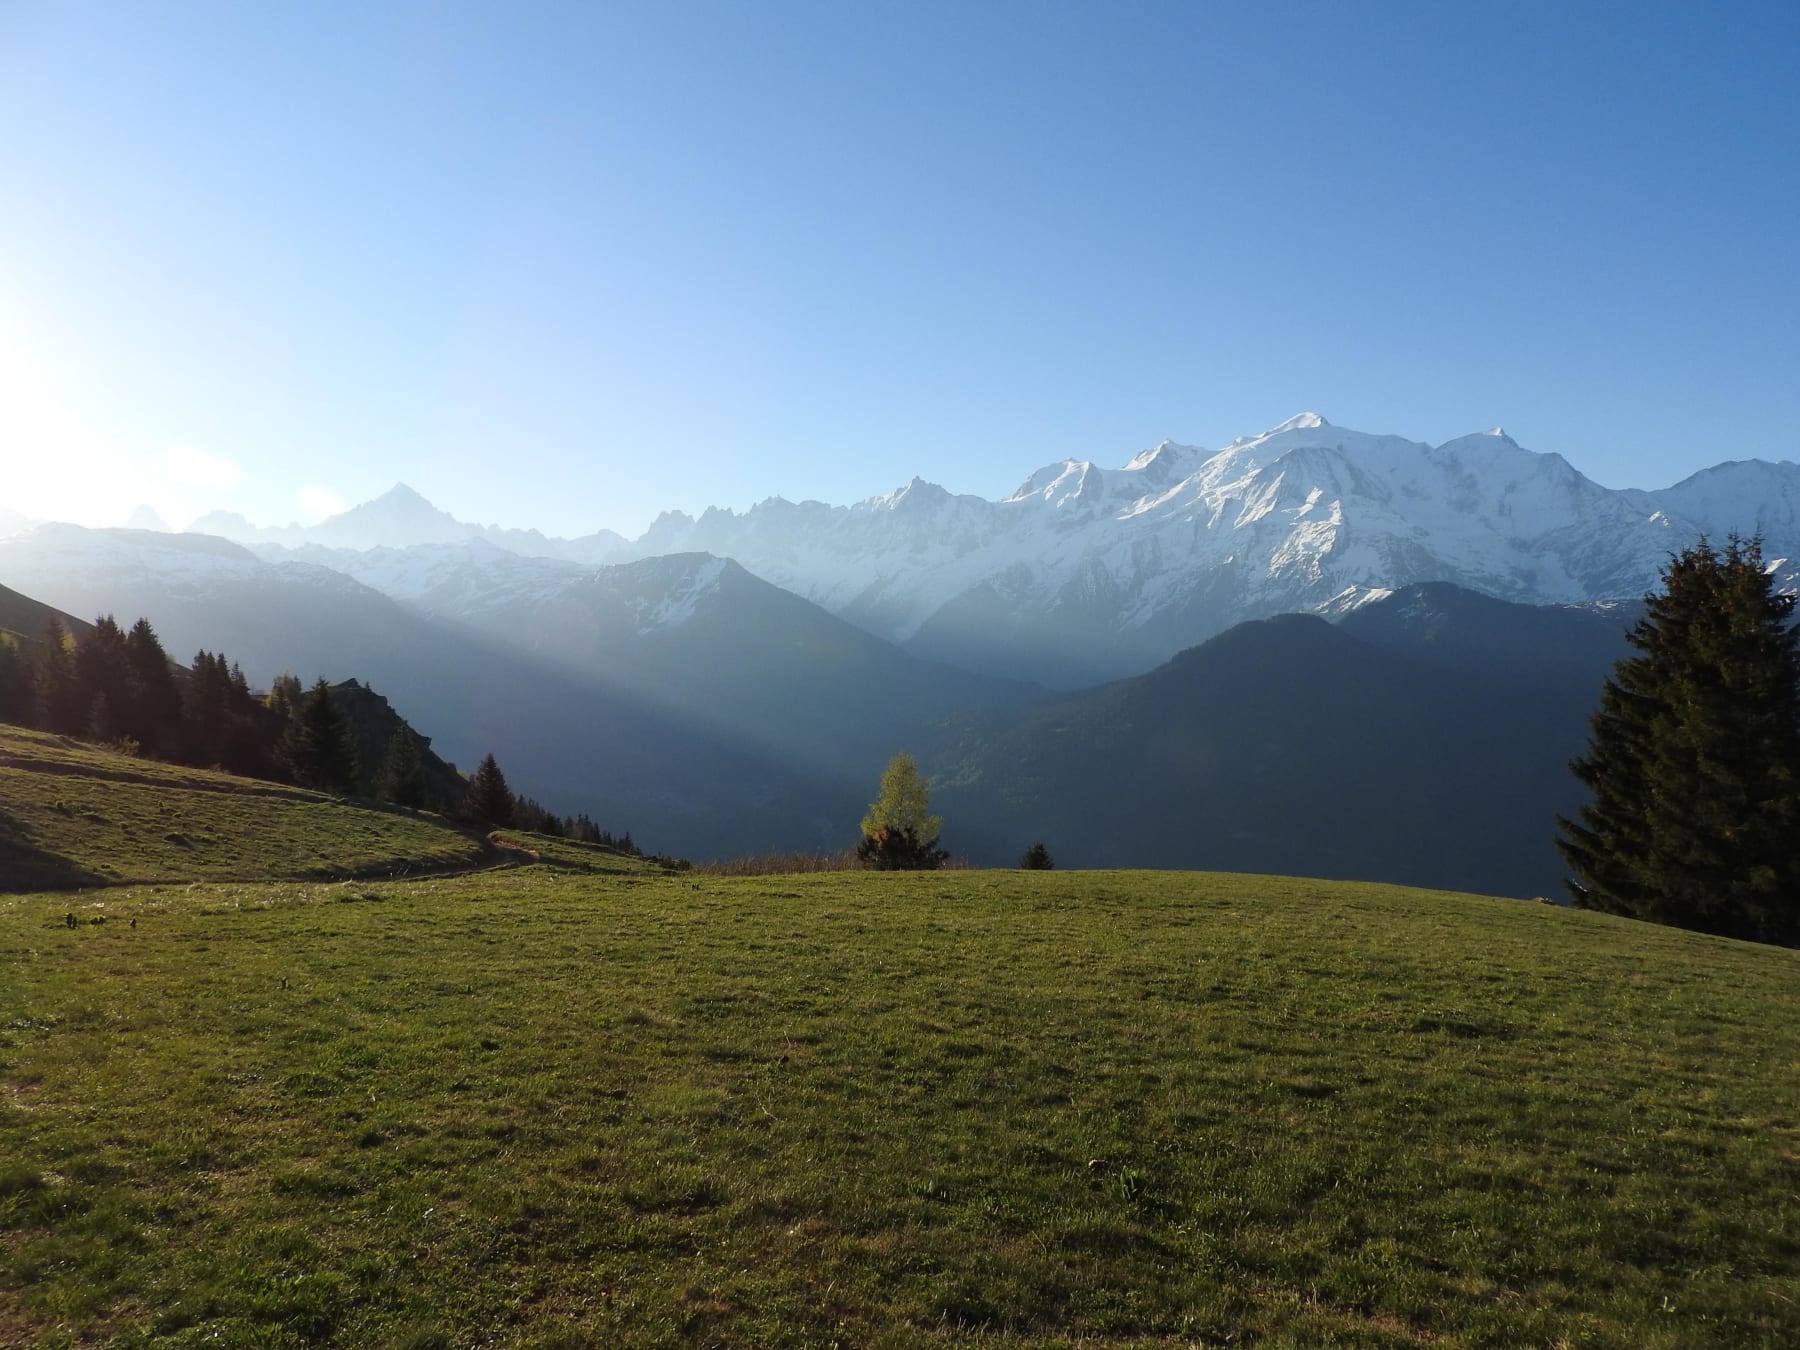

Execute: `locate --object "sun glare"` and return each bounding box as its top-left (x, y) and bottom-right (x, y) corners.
top-left (297, 485), bottom-right (347, 523)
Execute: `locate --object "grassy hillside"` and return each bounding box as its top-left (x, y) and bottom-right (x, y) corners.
top-left (2, 866), bottom-right (1795, 1346)
top-left (0, 580), bottom-right (95, 647)
top-left (0, 725), bottom-right (490, 889)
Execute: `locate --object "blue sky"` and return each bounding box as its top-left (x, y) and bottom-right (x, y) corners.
top-left (3, 1), bottom-right (1797, 537)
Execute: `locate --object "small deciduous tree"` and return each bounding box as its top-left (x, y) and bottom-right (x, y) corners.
top-left (1555, 536), bottom-right (1800, 945)
top-left (856, 752), bottom-right (947, 870)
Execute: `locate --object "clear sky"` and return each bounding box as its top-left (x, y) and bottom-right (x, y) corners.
top-left (3, 0), bottom-right (1797, 538)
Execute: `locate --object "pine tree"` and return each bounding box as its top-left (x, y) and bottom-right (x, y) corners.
top-left (123, 617), bottom-right (182, 753)
top-left (75, 616), bottom-right (129, 734)
top-left (463, 752), bottom-right (515, 828)
top-left (377, 729), bottom-right (428, 809)
top-left (266, 673), bottom-right (303, 723)
top-left (280, 679), bottom-right (360, 794)
top-left (1556, 536), bottom-right (1800, 945)
top-left (33, 617), bottom-right (83, 734)
top-left (856, 752), bottom-right (948, 870)
top-left (86, 690), bottom-right (124, 745)
top-left (183, 651), bottom-right (230, 765)
top-left (0, 636), bottom-right (33, 726)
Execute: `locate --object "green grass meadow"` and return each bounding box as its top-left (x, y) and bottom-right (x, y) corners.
top-left (0, 728), bottom-right (489, 888)
top-left (3, 864), bottom-right (1797, 1347)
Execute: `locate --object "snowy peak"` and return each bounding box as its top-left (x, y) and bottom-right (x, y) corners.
top-left (308, 483), bottom-right (470, 549)
top-left (118, 409), bottom-right (1799, 692)
top-left (177, 484), bottom-right (628, 564)
top-left (185, 508), bottom-right (258, 539)
top-left (1649, 457), bottom-right (1800, 540)
top-left (1268, 411), bottom-right (1330, 434)
top-left (1120, 439), bottom-right (1200, 488)
top-left (376, 482), bottom-right (432, 508)
top-left (617, 553), bottom-right (731, 633)
top-left (872, 476), bottom-right (958, 513)
top-left (124, 504), bottom-right (171, 532)
top-left (1435, 427), bottom-right (1521, 453)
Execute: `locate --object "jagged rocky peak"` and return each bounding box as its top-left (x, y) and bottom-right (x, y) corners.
top-left (878, 476), bottom-right (955, 511)
top-left (356, 483), bottom-right (446, 518)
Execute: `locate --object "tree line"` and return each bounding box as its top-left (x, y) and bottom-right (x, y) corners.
top-left (0, 613), bottom-right (640, 855)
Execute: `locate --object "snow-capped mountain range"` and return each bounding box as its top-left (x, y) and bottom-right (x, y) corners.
top-left (9, 413), bottom-right (1797, 687)
top-left (214, 412), bottom-right (1795, 685)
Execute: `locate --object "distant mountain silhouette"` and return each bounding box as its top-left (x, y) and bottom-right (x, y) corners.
top-left (930, 587), bottom-right (1631, 896)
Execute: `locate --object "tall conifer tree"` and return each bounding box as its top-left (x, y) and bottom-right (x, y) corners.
top-left (33, 617), bottom-right (83, 734)
top-left (464, 752), bottom-right (515, 828)
top-left (378, 729), bottom-right (428, 809)
top-left (123, 618), bottom-right (182, 752)
top-left (1556, 537), bottom-right (1800, 945)
top-left (281, 679), bottom-right (359, 794)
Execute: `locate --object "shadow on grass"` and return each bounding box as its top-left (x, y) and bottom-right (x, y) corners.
top-left (0, 808), bottom-right (108, 892)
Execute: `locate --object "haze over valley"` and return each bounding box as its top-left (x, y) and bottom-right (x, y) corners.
top-left (5, 411), bottom-right (1793, 894)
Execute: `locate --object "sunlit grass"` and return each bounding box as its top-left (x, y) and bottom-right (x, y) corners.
top-left (0, 725), bottom-right (487, 888)
top-left (2, 867), bottom-right (1795, 1345)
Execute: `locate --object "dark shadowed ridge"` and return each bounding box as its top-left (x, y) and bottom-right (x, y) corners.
top-left (930, 591), bottom-right (1625, 897)
top-left (0, 581), bottom-right (98, 646)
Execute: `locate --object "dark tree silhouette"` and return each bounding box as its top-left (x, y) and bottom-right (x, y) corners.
top-left (123, 618), bottom-right (182, 753)
top-left (378, 729), bottom-right (428, 809)
top-left (1556, 537), bottom-right (1800, 945)
top-left (33, 617), bottom-right (83, 734)
top-left (463, 752), bottom-right (515, 828)
top-left (281, 679), bottom-right (360, 794)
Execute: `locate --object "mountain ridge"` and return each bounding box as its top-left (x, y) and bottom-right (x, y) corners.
top-left (155, 412), bottom-right (1795, 686)
top-left (13, 414), bottom-right (1798, 690)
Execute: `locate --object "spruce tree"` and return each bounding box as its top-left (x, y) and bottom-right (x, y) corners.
top-left (76, 617), bottom-right (129, 732)
top-left (1556, 536), bottom-right (1800, 945)
top-left (377, 729), bottom-right (428, 809)
top-left (464, 752), bottom-right (515, 828)
top-left (1020, 841), bottom-right (1054, 870)
top-left (123, 618), bottom-right (182, 753)
top-left (281, 679), bottom-right (360, 794)
top-left (266, 673), bottom-right (303, 723)
top-left (33, 617), bottom-right (83, 734)
top-left (0, 636), bottom-right (33, 726)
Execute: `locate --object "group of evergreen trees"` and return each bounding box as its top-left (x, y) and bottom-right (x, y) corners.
top-left (2, 616), bottom-right (194, 759)
top-left (456, 750), bottom-right (639, 852)
top-left (0, 615), bottom-right (378, 796)
top-left (1558, 537), bottom-right (1799, 947)
top-left (0, 612), bottom-right (642, 857)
